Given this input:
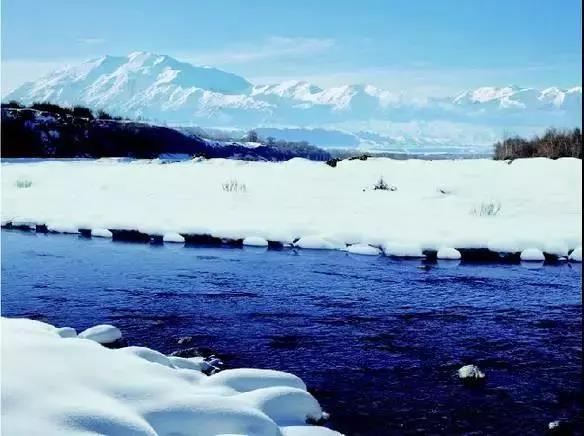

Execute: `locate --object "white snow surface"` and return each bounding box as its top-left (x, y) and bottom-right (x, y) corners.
top-left (1, 317), bottom-right (339, 436)
top-left (1, 158), bottom-right (581, 257)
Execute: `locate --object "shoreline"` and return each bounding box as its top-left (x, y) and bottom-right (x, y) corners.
top-left (2, 226), bottom-right (581, 265)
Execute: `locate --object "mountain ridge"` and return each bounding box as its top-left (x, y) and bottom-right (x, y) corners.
top-left (5, 52), bottom-right (582, 149)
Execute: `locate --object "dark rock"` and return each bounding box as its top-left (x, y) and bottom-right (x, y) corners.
top-left (101, 338), bottom-right (128, 349)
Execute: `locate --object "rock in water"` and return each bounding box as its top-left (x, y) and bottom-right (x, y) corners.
top-left (458, 364), bottom-right (485, 383)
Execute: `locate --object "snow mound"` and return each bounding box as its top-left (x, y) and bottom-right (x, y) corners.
top-left (91, 228), bottom-right (113, 238)
top-left (78, 324), bottom-right (122, 344)
top-left (520, 248), bottom-right (545, 262)
top-left (295, 236), bottom-right (341, 250)
top-left (382, 242), bottom-right (425, 258)
top-left (569, 247), bottom-right (582, 262)
top-left (437, 247), bottom-right (461, 260)
top-left (163, 232), bottom-right (185, 243)
top-left (345, 244), bottom-right (380, 256)
top-left (243, 236), bottom-right (269, 247)
top-left (55, 327), bottom-right (77, 338)
top-left (1, 317), bottom-right (338, 436)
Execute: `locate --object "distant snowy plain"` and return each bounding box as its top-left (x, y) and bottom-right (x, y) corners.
top-left (2, 157), bottom-right (581, 260)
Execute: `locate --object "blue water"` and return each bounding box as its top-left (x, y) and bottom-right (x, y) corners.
top-left (1, 230), bottom-right (582, 435)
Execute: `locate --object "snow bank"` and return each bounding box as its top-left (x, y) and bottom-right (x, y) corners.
top-left (1, 158), bottom-right (581, 259)
top-left (1, 317), bottom-right (339, 436)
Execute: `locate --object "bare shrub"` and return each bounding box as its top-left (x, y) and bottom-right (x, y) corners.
top-left (471, 201), bottom-right (501, 217)
top-left (222, 179), bottom-right (247, 193)
top-left (15, 178), bottom-right (33, 189)
top-left (373, 176), bottom-right (397, 191)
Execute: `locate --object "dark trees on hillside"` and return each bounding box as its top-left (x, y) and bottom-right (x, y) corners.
top-left (494, 128), bottom-right (582, 160)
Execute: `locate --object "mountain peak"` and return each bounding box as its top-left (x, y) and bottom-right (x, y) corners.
top-left (3, 53), bottom-right (581, 144)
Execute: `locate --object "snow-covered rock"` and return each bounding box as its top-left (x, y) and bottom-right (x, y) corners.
top-left (1, 317), bottom-right (338, 436)
top-left (55, 327), bottom-right (77, 338)
top-left (458, 364), bottom-right (485, 381)
top-left (437, 247), bottom-right (462, 260)
top-left (243, 236), bottom-right (269, 247)
top-left (78, 324), bottom-right (122, 344)
top-left (520, 248), bottom-right (546, 262)
top-left (163, 232), bottom-right (185, 243)
top-left (383, 242), bottom-right (425, 258)
top-left (295, 236), bottom-right (341, 250)
top-left (569, 246), bottom-right (582, 262)
top-left (91, 228), bottom-right (113, 238)
top-left (345, 244), bottom-right (380, 256)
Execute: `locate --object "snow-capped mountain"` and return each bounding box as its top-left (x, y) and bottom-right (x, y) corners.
top-left (5, 52), bottom-right (582, 149)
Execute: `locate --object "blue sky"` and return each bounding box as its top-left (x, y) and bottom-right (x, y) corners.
top-left (1, 0), bottom-right (582, 96)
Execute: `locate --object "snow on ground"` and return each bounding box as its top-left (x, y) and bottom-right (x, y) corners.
top-left (1, 317), bottom-right (339, 436)
top-left (1, 158), bottom-right (581, 258)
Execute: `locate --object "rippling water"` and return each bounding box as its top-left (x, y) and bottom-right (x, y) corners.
top-left (1, 230), bottom-right (582, 435)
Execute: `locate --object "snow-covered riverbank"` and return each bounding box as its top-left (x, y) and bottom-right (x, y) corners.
top-left (1, 158), bottom-right (581, 259)
top-left (1, 317), bottom-right (339, 436)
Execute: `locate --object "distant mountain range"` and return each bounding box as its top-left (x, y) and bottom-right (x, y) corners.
top-left (5, 52), bottom-right (582, 152)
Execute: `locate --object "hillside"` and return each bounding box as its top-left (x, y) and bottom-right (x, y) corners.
top-left (0, 103), bottom-right (330, 161)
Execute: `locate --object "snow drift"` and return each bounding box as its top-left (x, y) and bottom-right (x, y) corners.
top-left (0, 317), bottom-right (339, 436)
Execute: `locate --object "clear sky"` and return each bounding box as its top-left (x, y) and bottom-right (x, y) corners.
top-left (1, 0), bottom-right (582, 96)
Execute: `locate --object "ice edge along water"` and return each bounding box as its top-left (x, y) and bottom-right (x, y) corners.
top-left (1, 317), bottom-right (341, 436)
top-left (1, 157), bottom-right (581, 262)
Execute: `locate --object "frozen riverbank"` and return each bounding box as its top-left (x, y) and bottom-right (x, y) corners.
top-left (1, 317), bottom-right (339, 436)
top-left (1, 158), bottom-right (581, 260)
